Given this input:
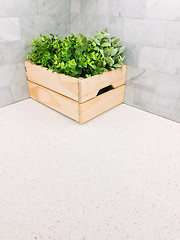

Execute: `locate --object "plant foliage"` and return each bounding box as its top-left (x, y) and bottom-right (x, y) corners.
top-left (27, 30), bottom-right (125, 78)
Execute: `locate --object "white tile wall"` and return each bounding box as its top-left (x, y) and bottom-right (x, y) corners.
top-left (0, 87), bottom-right (14, 107)
top-left (123, 19), bottom-right (167, 47)
top-left (0, 65), bottom-right (16, 88)
top-left (109, 16), bottom-right (124, 38)
top-left (109, 0), bottom-right (146, 18)
top-left (0, 46), bottom-right (5, 65)
top-left (11, 80), bottom-right (29, 102)
top-left (155, 73), bottom-right (180, 99)
top-left (71, 0), bottom-right (81, 13)
top-left (0, 0), bottom-right (71, 108)
top-left (165, 21), bottom-right (180, 50)
top-left (126, 66), bottom-right (159, 93)
top-left (139, 46), bottom-right (168, 71)
top-left (70, 14), bottom-right (109, 35)
top-left (146, 0), bottom-right (180, 21)
top-left (0, 18), bottom-right (21, 42)
top-left (0, 0), bottom-right (38, 17)
top-left (81, 0), bottom-right (109, 15)
top-left (1, 40), bottom-right (27, 64)
top-left (39, 0), bottom-right (70, 15)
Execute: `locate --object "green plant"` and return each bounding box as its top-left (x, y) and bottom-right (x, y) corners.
top-left (27, 30), bottom-right (125, 78)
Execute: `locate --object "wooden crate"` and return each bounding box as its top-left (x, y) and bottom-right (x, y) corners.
top-left (25, 61), bottom-right (126, 124)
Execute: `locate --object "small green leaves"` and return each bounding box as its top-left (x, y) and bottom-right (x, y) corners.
top-left (105, 57), bottom-right (114, 66)
top-left (111, 48), bottom-right (118, 56)
top-left (27, 30), bottom-right (125, 78)
top-left (101, 42), bottom-right (111, 47)
top-left (119, 46), bottom-right (125, 54)
top-left (112, 38), bottom-right (120, 46)
top-left (113, 63), bottom-right (123, 68)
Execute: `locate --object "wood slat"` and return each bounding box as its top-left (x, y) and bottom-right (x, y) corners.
top-left (78, 66), bottom-right (126, 103)
top-left (27, 81), bottom-right (79, 122)
top-left (79, 85), bottom-right (125, 124)
top-left (25, 61), bottom-right (79, 101)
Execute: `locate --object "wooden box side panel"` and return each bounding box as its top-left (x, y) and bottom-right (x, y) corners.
top-left (27, 81), bottom-right (79, 122)
top-left (79, 66), bottom-right (126, 103)
top-left (25, 61), bottom-right (79, 101)
top-left (79, 85), bottom-right (125, 124)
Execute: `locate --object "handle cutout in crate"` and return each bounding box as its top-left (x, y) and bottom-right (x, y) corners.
top-left (97, 85), bottom-right (114, 96)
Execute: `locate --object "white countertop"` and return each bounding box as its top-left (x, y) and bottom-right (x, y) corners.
top-left (0, 99), bottom-right (180, 240)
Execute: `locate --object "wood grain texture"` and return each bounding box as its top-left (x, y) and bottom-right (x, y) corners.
top-left (79, 85), bottom-right (125, 124)
top-left (78, 66), bottom-right (126, 103)
top-left (27, 81), bottom-right (79, 122)
top-left (25, 61), bottom-right (126, 103)
top-left (26, 62), bottom-right (126, 123)
top-left (25, 61), bottom-right (79, 101)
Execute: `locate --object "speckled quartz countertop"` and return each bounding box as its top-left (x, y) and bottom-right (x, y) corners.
top-left (0, 99), bottom-right (180, 240)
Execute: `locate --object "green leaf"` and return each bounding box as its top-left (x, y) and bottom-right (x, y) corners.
top-left (112, 38), bottom-right (120, 46)
top-left (89, 63), bottom-right (96, 69)
top-left (93, 38), bottom-right (100, 45)
top-left (99, 49), bottom-right (104, 56)
top-left (85, 74), bottom-right (91, 78)
top-left (87, 34), bottom-right (93, 39)
top-left (113, 63), bottom-right (123, 68)
top-left (111, 48), bottom-right (118, 56)
top-left (104, 57), bottom-right (114, 66)
top-left (101, 42), bottom-right (111, 47)
top-left (104, 48), bottom-right (111, 57)
top-left (118, 46), bottom-right (125, 54)
top-left (79, 33), bottom-right (84, 39)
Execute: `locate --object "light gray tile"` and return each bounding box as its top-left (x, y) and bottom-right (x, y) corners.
top-left (39, 0), bottom-right (70, 15)
top-left (133, 88), bottom-right (180, 122)
top-left (93, 15), bottom-right (109, 34)
top-left (11, 81), bottom-right (29, 102)
top-left (123, 18), bottom-right (166, 47)
top-left (163, 49), bottom-right (180, 75)
top-left (81, 0), bottom-right (96, 14)
top-left (2, 40), bottom-right (27, 65)
top-left (132, 72), bottom-right (180, 122)
top-left (109, 16), bottom-right (124, 38)
top-left (155, 73), bottom-right (180, 100)
top-left (0, 86), bottom-right (14, 107)
top-left (126, 66), bottom-right (145, 82)
top-left (70, 14), bottom-right (87, 34)
top-left (126, 66), bottom-right (159, 93)
top-left (123, 43), bottom-right (141, 67)
top-left (71, 0), bottom-right (81, 13)
top-left (139, 46), bottom-right (168, 71)
top-left (0, 63), bottom-right (27, 89)
top-left (70, 14), bottom-right (109, 35)
top-left (175, 97), bottom-right (180, 121)
top-left (146, 0), bottom-right (180, 21)
top-left (109, 0), bottom-right (146, 18)
top-left (165, 22), bottom-right (180, 50)
top-left (51, 15), bottom-right (70, 35)
top-left (124, 85), bottom-right (135, 106)
top-left (139, 46), bottom-right (180, 75)
top-left (4, 62), bottom-right (29, 103)
top-left (0, 0), bottom-right (38, 17)
top-left (81, 0), bottom-right (109, 15)
top-left (0, 46), bottom-right (5, 66)
top-left (20, 15), bottom-right (57, 39)
top-left (0, 64), bottom-right (16, 88)
top-left (0, 18), bottom-right (21, 42)
top-left (13, 63), bottom-right (27, 84)
top-left (133, 88), bottom-right (156, 111)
